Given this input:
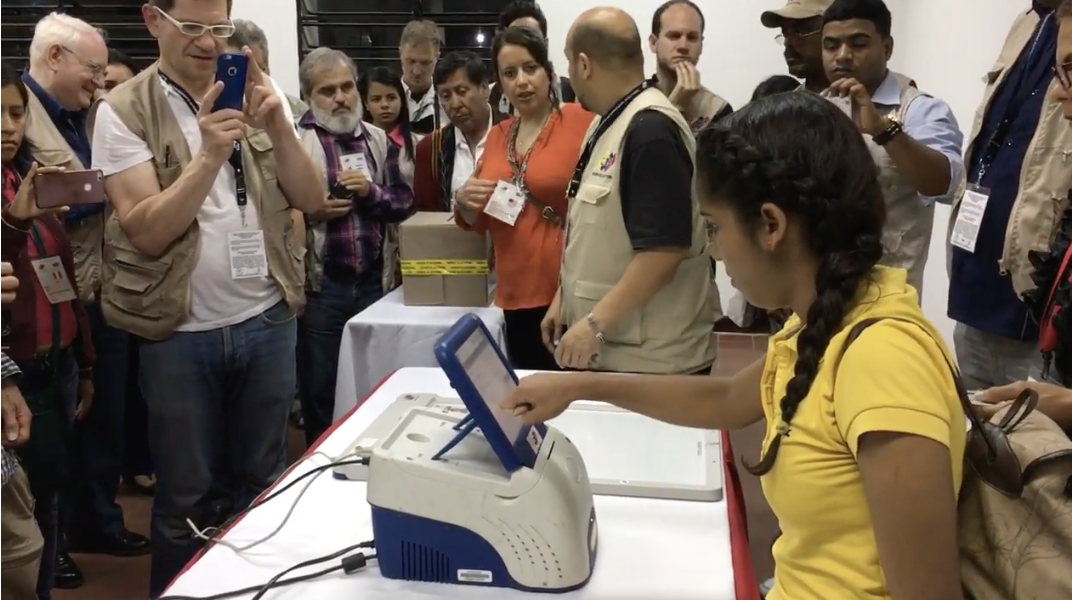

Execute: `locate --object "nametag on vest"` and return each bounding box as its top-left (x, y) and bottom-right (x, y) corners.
top-left (227, 231), bottom-right (269, 280)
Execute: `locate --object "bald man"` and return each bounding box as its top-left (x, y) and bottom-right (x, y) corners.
top-left (550, 7), bottom-right (717, 375)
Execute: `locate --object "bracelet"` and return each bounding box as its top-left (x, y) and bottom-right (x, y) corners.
top-left (585, 312), bottom-right (605, 344)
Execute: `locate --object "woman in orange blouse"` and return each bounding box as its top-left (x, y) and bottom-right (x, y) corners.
top-left (455, 26), bottom-right (594, 370)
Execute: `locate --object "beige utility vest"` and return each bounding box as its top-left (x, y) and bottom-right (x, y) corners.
top-left (92, 63), bottom-right (305, 341)
top-left (24, 89), bottom-right (103, 303)
top-left (560, 86), bottom-right (717, 374)
top-left (682, 86), bottom-right (731, 133)
top-left (950, 9), bottom-right (1072, 297)
top-left (866, 72), bottom-right (934, 295)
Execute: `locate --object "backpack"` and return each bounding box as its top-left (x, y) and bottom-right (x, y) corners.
top-left (838, 318), bottom-right (1072, 600)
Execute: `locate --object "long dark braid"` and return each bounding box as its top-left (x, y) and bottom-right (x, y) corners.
top-left (695, 92), bottom-right (887, 476)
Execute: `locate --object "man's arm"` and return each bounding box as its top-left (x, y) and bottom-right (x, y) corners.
top-left (357, 142), bottom-right (415, 223)
top-left (265, 116), bottom-right (327, 214)
top-left (886, 95), bottom-right (965, 202)
top-left (93, 102), bottom-right (222, 258)
top-left (591, 110), bottom-right (693, 331)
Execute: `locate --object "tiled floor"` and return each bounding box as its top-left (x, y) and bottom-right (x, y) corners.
top-left (54, 427), bottom-right (308, 600)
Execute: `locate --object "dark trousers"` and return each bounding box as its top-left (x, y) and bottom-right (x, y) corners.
top-left (297, 267), bottom-right (383, 447)
top-left (140, 302), bottom-right (297, 597)
top-left (503, 306), bottom-right (560, 371)
top-left (123, 336), bottom-right (153, 479)
top-left (71, 303), bottom-right (129, 538)
top-left (22, 352), bottom-right (78, 600)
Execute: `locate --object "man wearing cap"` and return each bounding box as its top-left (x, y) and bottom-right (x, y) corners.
top-left (760, 0), bottom-right (834, 92)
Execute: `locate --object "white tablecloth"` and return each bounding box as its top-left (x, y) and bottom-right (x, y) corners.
top-left (333, 287), bottom-right (506, 421)
top-left (166, 368), bottom-right (738, 600)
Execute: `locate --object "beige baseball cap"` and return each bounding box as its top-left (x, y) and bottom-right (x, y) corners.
top-left (760, 0), bottom-right (836, 28)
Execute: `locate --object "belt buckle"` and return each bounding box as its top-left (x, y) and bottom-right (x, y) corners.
top-left (541, 206), bottom-right (560, 226)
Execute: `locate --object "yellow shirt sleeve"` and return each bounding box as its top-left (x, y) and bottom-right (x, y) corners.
top-left (833, 321), bottom-right (958, 457)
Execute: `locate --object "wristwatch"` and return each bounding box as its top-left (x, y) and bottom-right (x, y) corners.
top-left (872, 114), bottom-right (904, 146)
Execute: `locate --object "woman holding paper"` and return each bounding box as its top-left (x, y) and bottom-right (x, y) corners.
top-left (454, 26), bottom-right (594, 371)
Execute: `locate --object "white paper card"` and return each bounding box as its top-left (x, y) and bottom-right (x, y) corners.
top-left (484, 181), bottom-right (525, 226)
top-left (951, 188), bottom-right (990, 253)
top-left (31, 257), bottom-right (76, 304)
top-left (228, 230), bottom-right (269, 280)
top-left (340, 153), bottom-right (370, 177)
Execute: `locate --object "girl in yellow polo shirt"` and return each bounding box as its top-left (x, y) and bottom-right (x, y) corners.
top-left (501, 90), bottom-right (967, 600)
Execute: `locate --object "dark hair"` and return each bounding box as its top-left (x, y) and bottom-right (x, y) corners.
top-left (651, 0), bottom-right (705, 36)
top-left (433, 51), bottom-right (488, 88)
top-left (491, 26), bottom-right (560, 110)
top-left (695, 92), bottom-right (886, 476)
top-left (498, 1), bottom-right (548, 37)
top-left (107, 48), bottom-right (139, 75)
top-left (1, 61), bottom-right (34, 175)
top-left (822, 0), bottom-right (893, 38)
top-left (751, 75), bottom-right (801, 101)
top-left (570, 19), bottom-right (645, 70)
top-left (358, 66), bottom-right (415, 162)
top-left (149, 0), bottom-right (234, 11)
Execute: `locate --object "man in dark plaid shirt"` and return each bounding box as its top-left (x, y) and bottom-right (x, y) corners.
top-left (2, 354), bottom-right (45, 596)
top-left (296, 48), bottom-right (415, 445)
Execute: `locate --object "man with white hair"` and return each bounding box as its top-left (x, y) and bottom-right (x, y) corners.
top-left (22, 11), bottom-right (149, 586)
top-left (296, 47), bottom-right (414, 446)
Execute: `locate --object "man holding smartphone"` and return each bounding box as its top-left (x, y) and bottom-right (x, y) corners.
top-left (89, 0), bottom-right (326, 595)
top-left (23, 12), bottom-right (148, 583)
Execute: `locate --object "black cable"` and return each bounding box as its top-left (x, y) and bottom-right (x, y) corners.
top-left (160, 540), bottom-right (376, 600)
top-left (202, 457), bottom-right (370, 551)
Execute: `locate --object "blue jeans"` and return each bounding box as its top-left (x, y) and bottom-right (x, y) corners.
top-left (25, 352), bottom-right (78, 600)
top-left (139, 301), bottom-right (296, 598)
top-left (297, 269), bottom-right (382, 446)
top-left (71, 303), bottom-right (129, 538)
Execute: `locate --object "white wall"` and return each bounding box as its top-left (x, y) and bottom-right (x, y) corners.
top-left (240, 0), bottom-right (1036, 347)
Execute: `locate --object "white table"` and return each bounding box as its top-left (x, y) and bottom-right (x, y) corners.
top-left (165, 368), bottom-right (740, 600)
top-left (333, 287), bottom-right (506, 421)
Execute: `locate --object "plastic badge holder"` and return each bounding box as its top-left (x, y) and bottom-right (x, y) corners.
top-left (433, 313), bottom-right (548, 472)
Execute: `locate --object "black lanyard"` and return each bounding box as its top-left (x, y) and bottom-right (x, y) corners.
top-left (566, 79), bottom-right (653, 199)
top-left (973, 11), bottom-right (1053, 183)
top-left (159, 72), bottom-right (248, 220)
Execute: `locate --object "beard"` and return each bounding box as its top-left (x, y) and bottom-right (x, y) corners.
top-left (312, 104), bottom-right (363, 135)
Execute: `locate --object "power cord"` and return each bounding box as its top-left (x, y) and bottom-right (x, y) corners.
top-left (188, 452), bottom-right (370, 553)
top-left (160, 539), bottom-right (376, 600)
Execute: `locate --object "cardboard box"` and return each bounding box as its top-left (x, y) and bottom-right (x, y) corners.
top-left (399, 212), bottom-right (490, 307)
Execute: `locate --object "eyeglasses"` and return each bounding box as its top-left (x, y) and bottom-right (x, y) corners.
top-left (1057, 61), bottom-right (1071, 90)
top-left (153, 6), bottom-right (235, 39)
top-left (775, 29), bottom-right (820, 46)
top-left (60, 46), bottom-right (106, 79)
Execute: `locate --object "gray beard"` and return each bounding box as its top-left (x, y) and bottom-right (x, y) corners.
top-left (313, 105), bottom-right (363, 135)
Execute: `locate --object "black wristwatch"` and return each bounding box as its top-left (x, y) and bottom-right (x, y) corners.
top-left (872, 115), bottom-right (904, 146)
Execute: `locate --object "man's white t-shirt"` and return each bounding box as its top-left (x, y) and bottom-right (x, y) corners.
top-left (91, 77), bottom-right (291, 332)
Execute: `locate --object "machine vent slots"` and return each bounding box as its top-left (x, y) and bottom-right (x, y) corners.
top-left (400, 540), bottom-right (451, 583)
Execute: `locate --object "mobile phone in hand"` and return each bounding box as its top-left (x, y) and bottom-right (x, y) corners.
top-left (214, 52), bottom-right (249, 112)
top-left (35, 169), bottom-right (105, 209)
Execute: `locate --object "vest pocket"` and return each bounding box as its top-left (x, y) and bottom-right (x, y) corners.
top-left (574, 183), bottom-right (612, 227)
top-left (109, 254), bottom-right (171, 317)
top-left (574, 280), bottom-right (642, 345)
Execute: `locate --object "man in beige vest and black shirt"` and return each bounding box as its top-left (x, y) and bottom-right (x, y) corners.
top-left (821, 0), bottom-right (964, 296)
top-left (23, 13), bottom-right (150, 583)
top-left (549, 7), bottom-right (716, 375)
top-left (949, 1), bottom-right (1072, 390)
top-left (89, 0), bottom-right (324, 596)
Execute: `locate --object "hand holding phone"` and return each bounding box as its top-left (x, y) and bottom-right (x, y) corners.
top-left (213, 52), bottom-right (249, 113)
top-left (7, 162), bottom-right (72, 217)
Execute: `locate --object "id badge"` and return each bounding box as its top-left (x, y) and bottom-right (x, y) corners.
top-left (339, 153), bottom-right (370, 177)
top-left (950, 184), bottom-right (990, 253)
top-left (484, 181), bottom-right (526, 226)
top-left (31, 256), bottom-right (77, 304)
top-left (228, 230), bottom-right (270, 279)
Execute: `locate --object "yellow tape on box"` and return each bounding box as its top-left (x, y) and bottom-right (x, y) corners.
top-left (400, 260), bottom-right (489, 276)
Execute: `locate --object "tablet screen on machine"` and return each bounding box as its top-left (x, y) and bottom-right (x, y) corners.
top-left (434, 314), bottom-right (548, 472)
